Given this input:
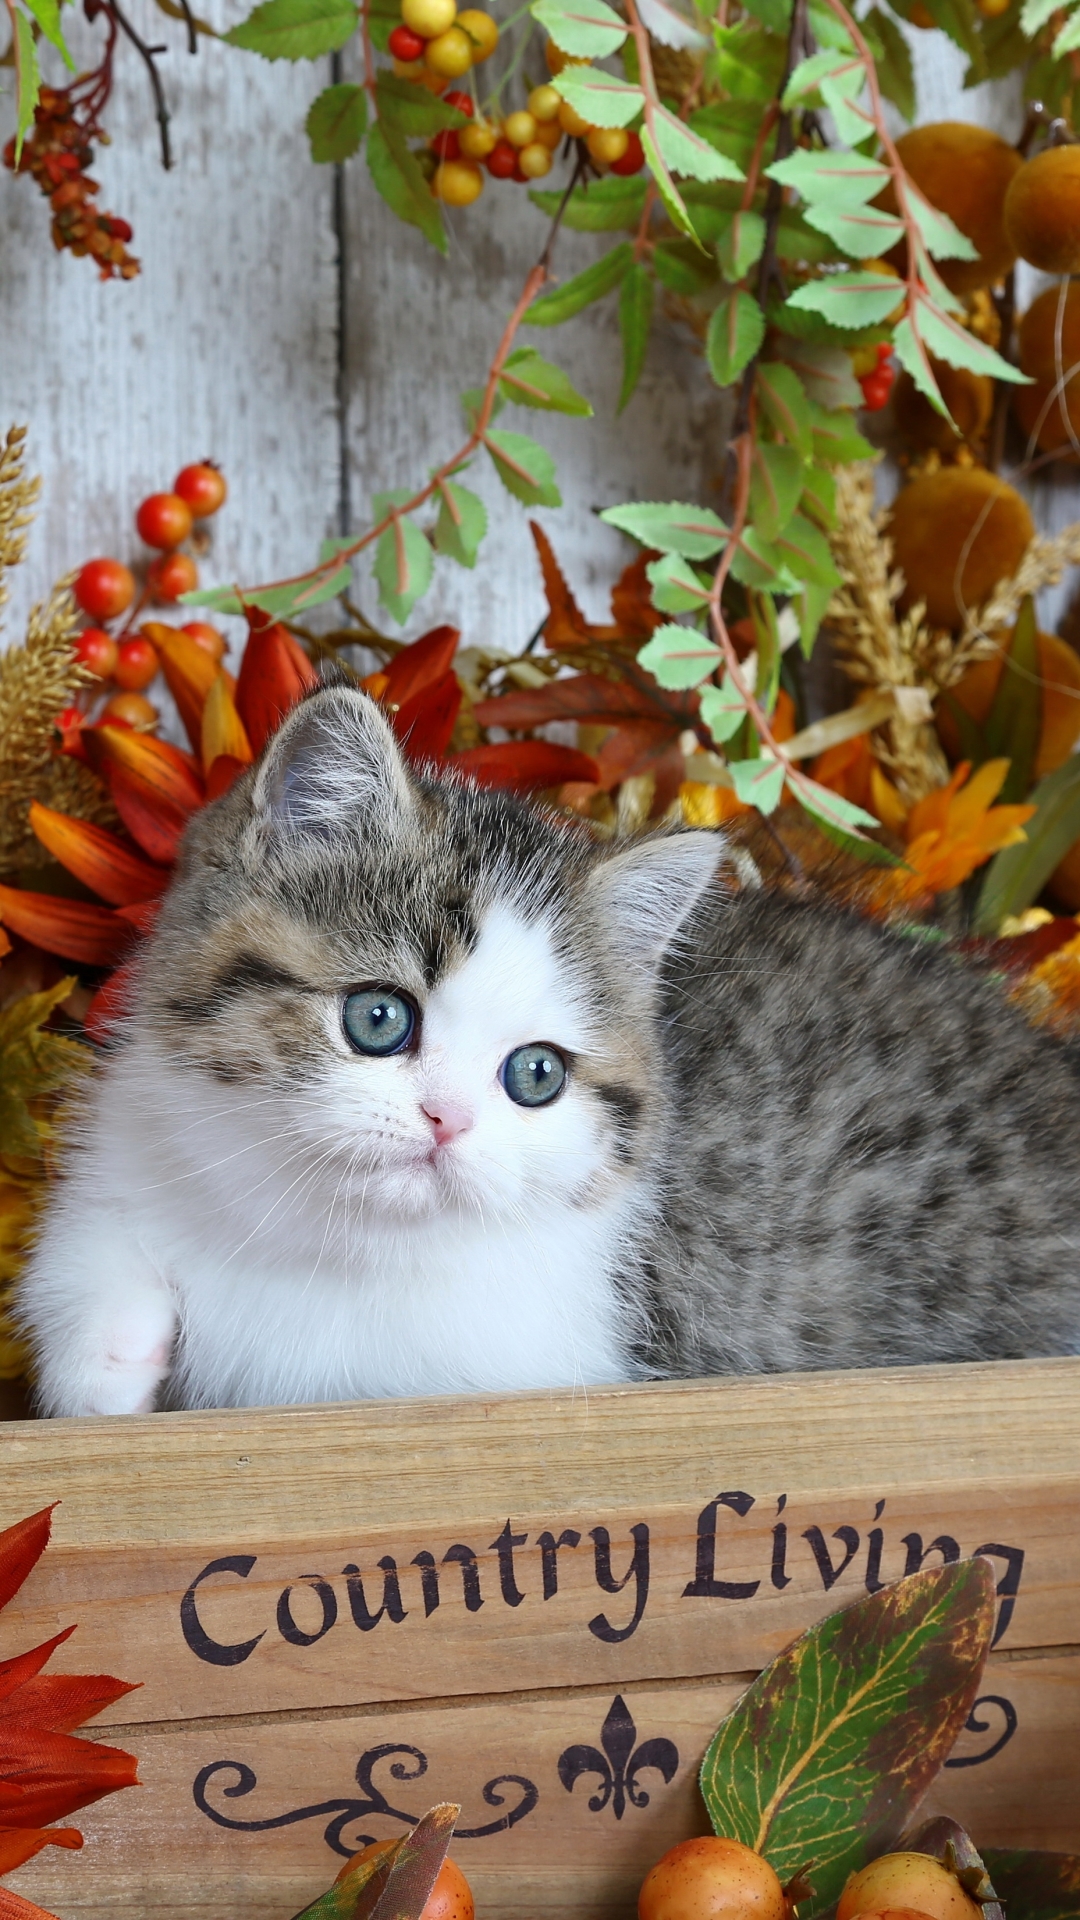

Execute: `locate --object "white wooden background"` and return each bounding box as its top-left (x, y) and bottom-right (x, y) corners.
top-left (1, 8), bottom-right (1074, 652)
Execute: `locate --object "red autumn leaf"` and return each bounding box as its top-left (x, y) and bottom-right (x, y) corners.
top-left (83, 727), bottom-right (204, 807)
top-left (608, 548), bottom-right (663, 641)
top-left (450, 741), bottom-right (599, 792)
top-left (593, 718), bottom-right (681, 791)
top-left (104, 768), bottom-right (188, 865)
top-left (381, 626), bottom-right (460, 711)
top-left (0, 1674), bottom-right (137, 1737)
top-left (0, 1728), bottom-right (139, 1828)
top-left (28, 806), bottom-right (168, 909)
top-left (235, 621), bottom-right (319, 755)
top-left (392, 671), bottom-right (461, 764)
top-left (0, 887), bottom-right (134, 970)
top-left (528, 524), bottom-right (595, 648)
top-left (474, 672), bottom-right (670, 732)
top-left (0, 1828), bottom-right (81, 1877)
top-left (0, 1634), bottom-right (76, 1706)
top-left (0, 1514), bottom-right (54, 1619)
top-left (0, 1883), bottom-right (68, 1919)
top-left (204, 754), bottom-right (248, 801)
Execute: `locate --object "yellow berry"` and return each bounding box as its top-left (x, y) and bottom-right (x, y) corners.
top-left (503, 109), bottom-right (537, 147)
top-left (528, 83), bottom-right (561, 121)
top-left (459, 119), bottom-right (497, 158)
top-left (557, 98), bottom-right (593, 137)
top-left (456, 7), bottom-right (498, 57)
top-left (424, 23), bottom-right (473, 73)
top-left (533, 116), bottom-right (562, 149)
top-left (432, 158), bottom-right (484, 204)
top-left (586, 125), bottom-right (629, 164)
top-left (545, 39), bottom-right (588, 74)
top-left (392, 54), bottom-right (426, 76)
top-left (400, 0), bottom-right (456, 35)
top-left (518, 141), bottom-right (553, 178)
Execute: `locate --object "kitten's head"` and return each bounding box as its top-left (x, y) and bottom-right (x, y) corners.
top-left (138, 688), bottom-right (720, 1223)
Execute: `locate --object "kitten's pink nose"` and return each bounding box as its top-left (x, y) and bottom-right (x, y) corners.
top-left (421, 1099), bottom-right (474, 1147)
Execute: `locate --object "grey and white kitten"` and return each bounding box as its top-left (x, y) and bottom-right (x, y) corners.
top-left (18, 686), bottom-right (1080, 1416)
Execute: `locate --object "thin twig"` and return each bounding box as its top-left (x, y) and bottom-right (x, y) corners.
top-left (108, 0), bottom-right (172, 168)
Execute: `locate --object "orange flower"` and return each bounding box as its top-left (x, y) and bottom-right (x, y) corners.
top-left (902, 758), bottom-right (1035, 892)
top-left (1009, 928), bottom-right (1080, 1036)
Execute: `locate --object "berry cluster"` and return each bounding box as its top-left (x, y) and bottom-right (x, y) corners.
top-left (3, 84), bottom-right (138, 281)
top-left (68, 464), bottom-right (227, 733)
top-left (854, 342), bottom-right (896, 412)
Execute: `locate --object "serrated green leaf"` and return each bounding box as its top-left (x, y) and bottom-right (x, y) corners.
top-left (707, 290), bottom-right (765, 386)
top-left (617, 263), bottom-right (654, 412)
top-left (781, 339), bottom-right (862, 409)
top-left (374, 508), bottom-right (434, 624)
top-left (21, 0), bottom-right (74, 69)
top-left (755, 361), bottom-right (813, 457)
top-left (798, 774), bottom-right (879, 829)
top-left (646, 552), bottom-right (712, 613)
top-left (766, 146), bottom-right (890, 207)
top-left (654, 237), bottom-right (718, 293)
top-left (652, 103), bottom-right (745, 183)
top-left (1053, 6), bottom-right (1080, 47)
top-left (459, 384), bottom-right (504, 431)
top-left (717, 208), bottom-right (765, 280)
top-left (1020, 0), bottom-right (1061, 30)
top-left (224, 0), bottom-right (356, 59)
top-left (773, 511), bottom-right (842, 589)
top-left (782, 46), bottom-right (863, 104)
top-left (801, 202), bottom-right (905, 258)
top-left (819, 78), bottom-right (877, 147)
top-left (917, 298), bottom-right (1031, 385)
top-left (795, 579), bottom-right (832, 657)
top-left (749, 442), bottom-right (804, 542)
top-left (376, 71), bottom-right (469, 133)
top-left (687, 99), bottom-right (769, 173)
top-left (529, 175), bottom-right (647, 231)
top-left (306, 82), bottom-right (367, 161)
top-left (728, 754), bottom-right (786, 812)
top-left (785, 271), bottom-right (904, 329)
top-left (806, 0), bottom-right (855, 45)
top-left (904, 185), bottom-right (979, 262)
top-left (551, 66), bottom-right (645, 126)
top-left (916, 0), bottom-right (986, 73)
top-left (975, 752), bottom-right (1080, 933)
top-left (434, 480), bottom-right (487, 568)
top-left (637, 622), bottom-right (722, 689)
top-left (798, 781), bottom-right (902, 860)
top-left (526, 242), bottom-right (634, 324)
top-left (701, 1560), bottom-right (996, 1914)
top-left (715, 21), bottom-right (787, 99)
top-left (751, 591), bottom-right (782, 712)
top-left (366, 121), bottom-right (447, 252)
top-left (730, 529), bottom-right (794, 590)
top-left (601, 499), bottom-right (728, 557)
top-left (799, 462), bottom-right (837, 529)
top-left (892, 314), bottom-right (949, 419)
top-left (864, 6), bottom-right (914, 120)
top-left (366, 0), bottom-right (398, 48)
top-left (775, 208), bottom-right (848, 266)
top-left (484, 430), bottom-right (561, 508)
top-left (13, 9), bottom-right (40, 161)
top-left (189, 565), bottom-right (353, 618)
top-left (641, 125), bottom-right (697, 240)
top-left (807, 399), bottom-right (875, 463)
top-left (700, 675), bottom-right (747, 742)
top-left (531, 0), bottom-right (627, 54)
top-left (499, 348), bottom-right (592, 416)
top-left (740, 0), bottom-right (791, 30)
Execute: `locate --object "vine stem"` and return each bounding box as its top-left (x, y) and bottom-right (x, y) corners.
top-left (817, 0), bottom-right (924, 316)
top-left (360, 0), bottom-right (376, 104)
top-left (622, 0), bottom-right (664, 187)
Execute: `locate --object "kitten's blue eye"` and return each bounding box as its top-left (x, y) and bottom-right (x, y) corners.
top-left (343, 988), bottom-right (416, 1056)
top-left (501, 1043), bottom-right (567, 1107)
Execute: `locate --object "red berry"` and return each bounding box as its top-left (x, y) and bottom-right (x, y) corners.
top-left (174, 462), bottom-right (228, 517)
top-left (113, 633), bottom-right (160, 691)
top-left (432, 128), bottom-right (461, 159)
top-left (486, 140), bottom-right (517, 178)
top-left (860, 373), bottom-right (892, 411)
top-left (74, 627), bottom-right (119, 679)
top-left (443, 88), bottom-right (474, 115)
top-left (106, 216), bottom-right (133, 241)
top-left (136, 491), bottom-right (193, 550)
top-left (181, 620), bottom-right (227, 662)
top-left (74, 557), bottom-right (135, 621)
top-left (610, 129), bottom-right (645, 175)
top-left (389, 23), bottom-right (425, 57)
top-left (147, 552), bottom-right (198, 602)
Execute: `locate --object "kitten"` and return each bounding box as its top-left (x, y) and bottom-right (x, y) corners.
top-left (18, 686), bottom-right (1080, 1416)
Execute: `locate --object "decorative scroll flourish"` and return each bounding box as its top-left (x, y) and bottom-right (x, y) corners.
top-left (944, 1695), bottom-right (1018, 1769)
top-left (557, 1694), bottom-right (679, 1819)
top-left (193, 1742), bottom-right (538, 1857)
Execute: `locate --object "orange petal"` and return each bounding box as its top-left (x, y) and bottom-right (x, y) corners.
top-left (0, 1880), bottom-right (69, 1918)
top-left (0, 886), bottom-right (135, 968)
top-left (204, 755), bottom-right (249, 801)
top-left (235, 624), bottom-right (318, 754)
top-left (906, 760), bottom-right (970, 843)
top-left (201, 676), bottom-right (252, 773)
top-left (0, 1508), bottom-right (55, 1614)
top-left (0, 1671), bottom-right (140, 1734)
top-left (29, 805), bottom-right (168, 908)
top-left (946, 756), bottom-right (1011, 834)
top-left (84, 726), bottom-right (204, 813)
top-left (869, 763), bottom-right (909, 836)
top-left (143, 625), bottom-right (221, 754)
top-left (0, 1828), bottom-right (82, 1877)
top-left (381, 625), bottom-right (460, 710)
top-left (0, 1727), bottom-right (138, 1827)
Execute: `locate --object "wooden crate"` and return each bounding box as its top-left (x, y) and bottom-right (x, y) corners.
top-left (1, 1357), bottom-right (1077, 1919)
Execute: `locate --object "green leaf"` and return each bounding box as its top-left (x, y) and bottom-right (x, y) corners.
top-left (306, 82), bottom-right (367, 161)
top-left (797, 775), bottom-right (879, 830)
top-left (617, 264), bottom-right (654, 412)
top-left (807, 399), bottom-right (875, 463)
top-left (983, 595), bottom-right (1041, 802)
top-left (12, 9), bottom-right (40, 161)
top-left (646, 552), bottom-right (712, 613)
top-left (373, 500), bottom-right (434, 624)
top-left (773, 511), bottom-right (842, 589)
top-left (551, 67), bottom-right (645, 126)
top-left (700, 674), bottom-right (748, 743)
top-left (376, 72), bottom-right (469, 133)
top-left (781, 340), bottom-right (862, 410)
top-left (531, 0), bottom-right (627, 55)
top-left (917, 298), bottom-right (1032, 386)
top-left (797, 780), bottom-right (902, 861)
top-left (459, 384), bottom-right (503, 431)
top-left (766, 147), bottom-right (890, 208)
top-left (749, 442), bottom-right (804, 542)
top-left (434, 479), bottom-right (487, 568)
top-left (294, 1803), bottom-right (456, 1920)
top-left (526, 242), bottom-right (634, 324)
top-left (915, 0), bottom-right (987, 74)
top-left (784, 270), bottom-right (904, 329)
top-left (484, 429), bottom-right (561, 507)
top-left (714, 21), bottom-right (786, 100)
top-left (366, 121), bottom-right (446, 253)
top-left (982, 1850), bottom-right (1080, 1920)
top-left (653, 238), bottom-right (717, 294)
top-left (601, 499), bottom-right (728, 558)
top-left (801, 202), bottom-right (905, 258)
top-left (755, 362), bottom-right (813, 457)
top-left (892, 314), bottom-right (949, 419)
top-left (700, 1560), bottom-right (997, 1913)
top-left (905, 186), bottom-right (978, 263)
top-left (728, 755), bottom-right (786, 812)
top-left (1053, 5), bottom-right (1080, 48)
top-left (974, 753), bottom-right (1080, 933)
top-left (20, 0), bottom-right (74, 69)
top-left (366, 0), bottom-right (398, 49)
top-left (499, 348), bottom-right (592, 416)
top-left (529, 175), bottom-right (647, 231)
top-left (730, 529), bottom-right (795, 591)
top-left (688, 100), bottom-right (770, 174)
top-left (864, 6), bottom-right (914, 120)
top-left (739, 0), bottom-right (791, 31)
top-left (806, 0), bottom-right (856, 45)
top-left (751, 591), bottom-right (782, 712)
top-left (638, 622), bottom-right (722, 689)
top-left (707, 291), bottom-right (765, 386)
top-left (782, 46), bottom-right (863, 104)
top-left (652, 104), bottom-right (745, 183)
top-left (188, 566), bottom-right (352, 618)
top-left (641, 126), bottom-right (697, 241)
top-left (717, 209), bottom-right (765, 280)
top-left (795, 579), bottom-right (832, 657)
top-left (1020, 0), bottom-right (1061, 30)
top-left (224, 0), bottom-right (356, 59)
top-left (799, 462), bottom-right (837, 530)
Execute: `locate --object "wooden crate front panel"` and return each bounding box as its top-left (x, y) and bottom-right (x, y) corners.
top-left (9, 1653), bottom-right (1078, 1920)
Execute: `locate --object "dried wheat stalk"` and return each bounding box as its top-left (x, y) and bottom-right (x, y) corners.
top-left (0, 427), bottom-right (41, 623)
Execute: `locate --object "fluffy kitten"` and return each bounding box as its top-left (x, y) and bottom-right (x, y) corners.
top-left (18, 686), bottom-right (1080, 1416)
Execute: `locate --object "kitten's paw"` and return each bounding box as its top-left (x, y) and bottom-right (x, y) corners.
top-left (85, 1295), bottom-right (177, 1416)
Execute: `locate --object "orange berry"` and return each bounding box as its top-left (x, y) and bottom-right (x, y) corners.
top-left (113, 634), bottom-right (159, 692)
top-left (838, 1857), bottom-right (983, 1920)
top-left (74, 628), bottom-right (119, 679)
top-left (432, 158), bottom-right (484, 204)
top-left (102, 691), bottom-right (159, 730)
top-left (456, 8), bottom-right (497, 57)
top-left (174, 463), bottom-right (227, 517)
top-left (459, 119), bottom-right (497, 157)
top-left (518, 141), bottom-right (553, 178)
top-left (557, 98), bottom-right (593, 137)
top-left (533, 117), bottom-right (562, 149)
top-left (503, 109), bottom-right (537, 147)
top-left (135, 492), bottom-right (193, 550)
top-left (147, 552), bottom-right (199, 603)
top-left (528, 83), bottom-right (561, 121)
top-left (74, 558), bottom-right (135, 622)
top-left (392, 54), bottom-right (426, 76)
top-left (181, 621), bottom-right (227, 662)
top-left (639, 1837), bottom-right (787, 1920)
top-left (400, 0), bottom-right (455, 34)
top-left (424, 24), bottom-right (473, 74)
top-left (587, 125), bottom-right (629, 164)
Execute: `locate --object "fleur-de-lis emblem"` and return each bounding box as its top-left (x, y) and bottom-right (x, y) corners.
top-left (557, 1694), bottom-right (679, 1820)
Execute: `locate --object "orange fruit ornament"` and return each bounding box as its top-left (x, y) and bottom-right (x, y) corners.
top-left (333, 1842), bottom-right (473, 1920)
top-left (1004, 145), bottom-right (1080, 275)
top-left (883, 123), bottom-right (1023, 293)
top-left (838, 1855), bottom-right (983, 1920)
top-left (887, 468), bottom-right (1034, 630)
top-left (639, 1836), bottom-right (787, 1920)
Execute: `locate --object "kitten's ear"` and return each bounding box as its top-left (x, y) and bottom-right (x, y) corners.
top-left (585, 831), bottom-right (721, 988)
top-left (249, 687), bottom-right (414, 840)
